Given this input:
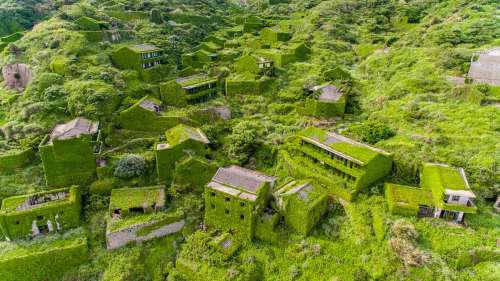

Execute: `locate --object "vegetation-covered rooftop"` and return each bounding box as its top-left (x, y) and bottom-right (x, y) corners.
top-left (300, 127), bottom-right (391, 164)
top-left (109, 186), bottom-right (166, 212)
top-left (165, 124), bottom-right (210, 146)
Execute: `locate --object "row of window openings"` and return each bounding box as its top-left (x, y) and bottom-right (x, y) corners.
top-left (142, 52), bottom-right (161, 59)
top-left (444, 195), bottom-right (461, 203)
top-left (142, 60), bottom-right (162, 69)
top-left (302, 151), bottom-right (357, 183)
top-left (185, 82), bottom-right (217, 94)
top-left (14, 212), bottom-right (64, 225)
top-left (210, 192), bottom-right (246, 207)
top-left (210, 203), bottom-right (246, 220)
top-left (301, 140), bottom-right (362, 170)
top-left (187, 92), bottom-right (217, 104)
top-left (258, 62), bottom-right (272, 68)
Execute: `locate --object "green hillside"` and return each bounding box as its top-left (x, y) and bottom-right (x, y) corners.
top-left (0, 0), bottom-right (498, 280)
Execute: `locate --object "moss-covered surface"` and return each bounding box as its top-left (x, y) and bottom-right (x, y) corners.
top-left (0, 186), bottom-right (81, 240)
top-left (0, 228), bottom-right (88, 281)
top-left (0, 0), bottom-right (499, 279)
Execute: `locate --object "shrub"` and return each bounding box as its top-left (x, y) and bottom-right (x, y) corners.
top-left (89, 178), bottom-right (115, 195)
top-left (114, 154), bottom-right (146, 179)
top-left (346, 120), bottom-right (395, 144)
top-left (226, 121), bottom-right (260, 165)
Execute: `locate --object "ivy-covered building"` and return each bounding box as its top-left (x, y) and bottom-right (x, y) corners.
top-left (182, 49), bottom-right (219, 69)
top-left (258, 42), bottom-right (310, 67)
top-left (204, 166), bottom-right (276, 240)
top-left (303, 84), bottom-right (347, 117)
top-left (0, 147), bottom-right (35, 171)
top-left (241, 15), bottom-right (268, 33)
top-left (0, 186), bottom-right (81, 241)
top-left (274, 180), bottom-right (329, 236)
top-left (39, 117), bottom-right (101, 187)
top-left (115, 96), bottom-right (194, 133)
top-left (225, 72), bottom-right (271, 96)
top-left (155, 124), bottom-right (210, 183)
top-left (160, 74), bottom-right (220, 106)
top-left (280, 127), bottom-right (393, 201)
top-left (385, 163), bottom-right (477, 223)
top-left (74, 16), bottom-right (109, 31)
top-left (111, 44), bottom-right (165, 72)
top-left (106, 186), bottom-right (185, 249)
top-left (261, 26), bottom-right (292, 43)
top-left (234, 55), bottom-right (274, 76)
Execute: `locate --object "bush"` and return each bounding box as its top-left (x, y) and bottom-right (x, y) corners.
top-left (114, 154), bottom-right (146, 179)
top-left (226, 121), bottom-right (260, 165)
top-left (89, 178), bottom-right (115, 195)
top-left (346, 120), bottom-right (395, 144)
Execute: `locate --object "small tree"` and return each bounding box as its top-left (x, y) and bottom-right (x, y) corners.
top-left (226, 121), bottom-right (259, 165)
top-left (346, 120), bottom-right (395, 144)
top-left (114, 154), bottom-right (146, 179)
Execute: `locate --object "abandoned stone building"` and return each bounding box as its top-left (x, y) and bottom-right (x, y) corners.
top-left (385, 163), bottom-right (477, 223)
top-left (261, 25), bottom-right (292, 43)
top-left (281, 127), bottom-right (393, 201)
top-left (303, 84), bottom-right (347, 117)
top-left (274, 180), bottom-right (329, 236)
top-left (204, 165), bottom-right (277, 240)
top-left (106, 186), bottom-right (185, 250)
top-left (0, 186), bottom-right (81, 240)
top-left (160, 74), bottom-right (220, 106)
top-left (182, 49), bottom-right (219, 69)
top-left (467, 47), bottom-right (500, 86)
top-left (39, 117), bottom-right (101, 187)
top-left (111, 44), bottom-right (165, 72)
top-left (234, 55), bottom-right (274, 76)
top-left (155, 124), bottom-right (210, 183)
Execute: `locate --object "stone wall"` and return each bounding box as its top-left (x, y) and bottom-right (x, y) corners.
top-left (106, 219), bottom-right (185, 250)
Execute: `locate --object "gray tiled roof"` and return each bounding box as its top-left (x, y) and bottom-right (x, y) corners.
top-left (468, 48), bottom-right (500, 86)
top-left (184, 126), bottom-right (210, 144)
top-left (139, 99), bottom-right (160, 112)
top-left (317, 85), bottom-right (343, 102)
top-left (211, 166), bottom-right (276, 194)
top-left (131, 44), bottom-right (159, 52)
top-left (50, 117), bottom-right (98, 142)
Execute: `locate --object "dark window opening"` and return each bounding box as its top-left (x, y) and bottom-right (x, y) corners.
top-left (211, 192), bottom-right (216, 197)
top-left (225, 209), bottom-right (230, 214)
top-left (240, 202), bottom-right (245, 207)
top-left (240, 214), bottom-right (245, 220)
top-left (37, 215), bottom-right (44, 220)
top-left (129, 207), bottom-right (144, 215)
top-left (225, 197), bottom-right (230, 202)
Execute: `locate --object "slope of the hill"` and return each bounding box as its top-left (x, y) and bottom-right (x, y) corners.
top-left (0, 0), bottom-right (498, 280)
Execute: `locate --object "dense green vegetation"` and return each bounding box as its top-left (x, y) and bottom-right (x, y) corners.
top-left (0, 0), bottom-right (499, 280)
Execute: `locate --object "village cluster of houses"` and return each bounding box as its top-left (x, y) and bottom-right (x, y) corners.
top-left (1, 14), bottom-right (494, 256)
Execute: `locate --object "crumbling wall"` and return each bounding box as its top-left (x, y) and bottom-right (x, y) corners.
top-left (106, 219), bottom-right (185, 250)
top-left (2, 64), bottom-right (32, 92)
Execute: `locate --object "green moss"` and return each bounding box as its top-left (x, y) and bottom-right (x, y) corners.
top-left (50, 56), bottom-right (71, 76)
top-left (0, 148), bottom-right (35, 171)
top-left (0, 228), bottom-right (88, 281)
top-left (109, 186), bottom-right (165, 216)
top-left (0, 187), bottom-right (82, 240)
